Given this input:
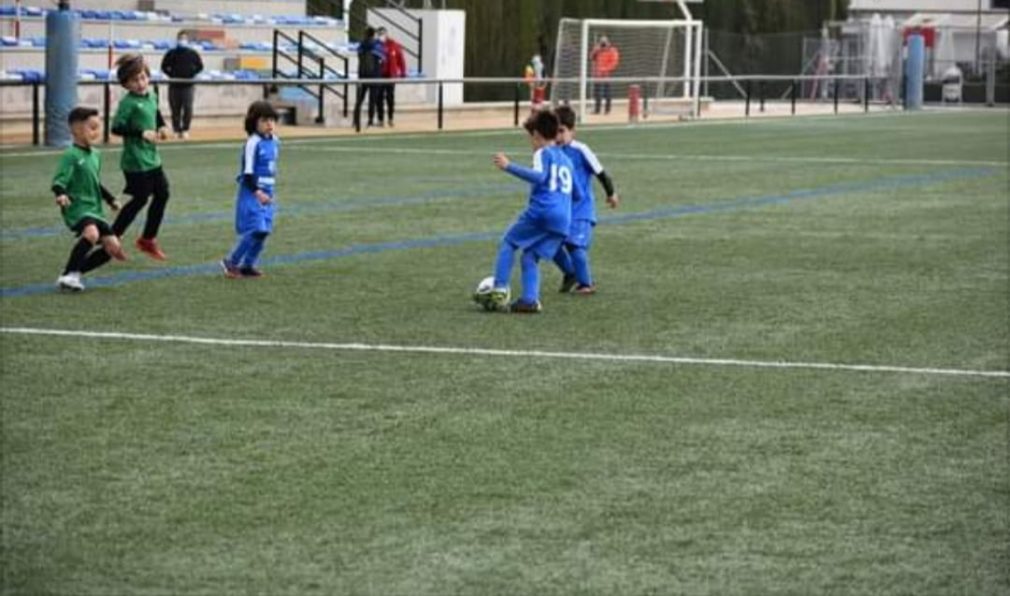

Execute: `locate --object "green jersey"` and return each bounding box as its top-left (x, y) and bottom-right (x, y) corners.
top-left (52, 145), bottom-right (109, 228)
top-left (112, 90), bottom-right (163, 173)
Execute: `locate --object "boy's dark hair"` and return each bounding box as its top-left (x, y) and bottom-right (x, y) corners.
top-left (115, 53), bottom-right (149, 87)
top-left (68, 106), bottom-right (99, 125)
top-left (555, 105), bottom-right (577, 129)
top-left (364, 26), bottom-right (376, 40)
top-left (244, 100), bottom-right (279, 135)
top-left (523, 109), bottom-right (560, 140)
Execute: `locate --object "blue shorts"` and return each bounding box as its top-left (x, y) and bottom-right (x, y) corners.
top-left (503, 216), bottom-right (566, 260)
top-left (565, 219), bottom-right (595, 249)
top-left (235, 193), bottom-right (275, 235)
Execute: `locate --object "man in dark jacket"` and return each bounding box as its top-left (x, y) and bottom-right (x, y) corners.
top-left (160, 31), bottom-right (204, 139)
top-left (353, 27), bottom-right (386, 130)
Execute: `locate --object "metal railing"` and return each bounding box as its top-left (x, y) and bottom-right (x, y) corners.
top-left (272, 29), bottom-right (349, 122)
top-left (0, 74), bottom-right (929, 146)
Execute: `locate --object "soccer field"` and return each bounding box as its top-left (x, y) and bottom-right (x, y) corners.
top-left (1, 110), bottom-right (1008, 595)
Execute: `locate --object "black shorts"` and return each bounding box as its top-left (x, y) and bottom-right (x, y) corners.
top-left (123, 166), bottom-right (170, 200)
top-left (70, 217), bottom-right (114, 237)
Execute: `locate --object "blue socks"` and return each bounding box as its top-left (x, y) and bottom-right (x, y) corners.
top-left (553, 247), bottom-right (575, 277)
top-left (494, 241), bottom-right (515, 289)
top-left (570, 246), bottom-right (592, 287)
top-left (228, 231), bottom-right (269, 268)
top-left (520, 250), bottom-right (540, 304)
top-left (494, 241), bottom-right (541, 304)
top-left (555, 244), bottom-right (592, 287)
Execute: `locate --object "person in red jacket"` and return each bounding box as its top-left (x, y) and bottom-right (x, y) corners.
top-left (377, 27), bottom-right (407, 127)
top-left (590, 36), bottom-right (620, 114)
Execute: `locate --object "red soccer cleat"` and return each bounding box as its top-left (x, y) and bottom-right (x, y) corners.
top-left (135, 237), bottom-right (167, 261)
top-left (220, 259), bottom-right (241, 279)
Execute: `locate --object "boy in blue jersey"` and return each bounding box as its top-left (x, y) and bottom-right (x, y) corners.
top-left (221, 101), bottom-right (280, 278)
top-left (552, 105), bottom-right (619, 295)
top-left (483, 110), bottom-right (577, 313)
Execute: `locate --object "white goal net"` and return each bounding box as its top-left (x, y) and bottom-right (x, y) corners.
top-left (551, 18), bottom-right (703, 120)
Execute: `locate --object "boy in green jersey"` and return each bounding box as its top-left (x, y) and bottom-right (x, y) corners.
top-left (109, 53), bottom-right (172, 261)
top-left (52, 107), bottom-right (127, 292)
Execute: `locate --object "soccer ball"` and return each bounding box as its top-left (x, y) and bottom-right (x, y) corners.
top-left (472, 276), bottom-right (509, 312)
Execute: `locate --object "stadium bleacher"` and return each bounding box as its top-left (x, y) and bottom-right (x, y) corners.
top-left (0, 1), bottom-right (430, 128)
top-left (0, 3), bottom-right (362, 81)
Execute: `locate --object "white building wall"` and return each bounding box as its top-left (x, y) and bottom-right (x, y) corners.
top-left (850, 0), bottom-right (998, 12)
top-left (369, 8), bottom-right (465, 106)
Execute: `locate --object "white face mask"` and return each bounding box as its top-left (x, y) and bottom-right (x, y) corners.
top-left (178, 38), bottom-right (189, 47)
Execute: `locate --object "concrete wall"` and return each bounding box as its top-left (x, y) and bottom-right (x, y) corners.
top-left (1, 16), bottom-right (347, 45)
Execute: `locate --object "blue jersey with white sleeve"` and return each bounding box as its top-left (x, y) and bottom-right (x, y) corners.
top-left (560, 140), bottom-right (604, 224)
top-left (504, 145), bottom-right (575, 236)
top-left (235, 133), bottom-right (280, 234)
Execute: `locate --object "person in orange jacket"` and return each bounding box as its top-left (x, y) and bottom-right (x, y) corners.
top-left (590, 36), bottom-right (620, 114)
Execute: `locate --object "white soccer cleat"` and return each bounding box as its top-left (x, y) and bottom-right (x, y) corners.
top-left (56, 272), bottom-right (85, 292)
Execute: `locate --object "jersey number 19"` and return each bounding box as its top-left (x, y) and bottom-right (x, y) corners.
top-left (549, 164), bottom-right (573, 195)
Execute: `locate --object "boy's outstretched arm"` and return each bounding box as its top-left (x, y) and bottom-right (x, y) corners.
top-left (493, 152), bottom-right (549, 185)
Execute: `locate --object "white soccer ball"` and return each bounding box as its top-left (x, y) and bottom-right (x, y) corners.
top-left (475, 276), bottom-right (495, 295)
top-left (473, 276), bottom-right (508, 311)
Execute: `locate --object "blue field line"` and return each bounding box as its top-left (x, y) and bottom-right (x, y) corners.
top-left (600, 167), bottom-right (997, 225)
top-left (0, 182), bottom-right (519, 241)
top-left (0, 167), bottom-right (996, 299)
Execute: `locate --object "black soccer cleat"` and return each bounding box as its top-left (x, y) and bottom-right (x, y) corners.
top-left (559, 274), bottom-right (577, 293)
top-left (239, 266), bottom-right (265, 278)
top-left (509, 299), bottom-right (542, 314)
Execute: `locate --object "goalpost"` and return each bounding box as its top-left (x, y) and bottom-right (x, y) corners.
top-left (551, 16), bottom-right (704, 121)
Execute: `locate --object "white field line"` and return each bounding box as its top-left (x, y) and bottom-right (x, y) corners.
top-left (1, 108), bottom-right (1002, 159)
top-left (3, 327), bottom-right (1008, 379)
top-left (296, 145), bottom-right (1008, 168)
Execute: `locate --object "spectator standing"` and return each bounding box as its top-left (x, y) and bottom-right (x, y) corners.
top-left (589, 36), bottom-right (619, 115)
top-left (354, 27), bottom-right (386, 130)
top-left (160, 31), bottom-right (203, 139)
top-left (377, 27), bottom-right (407, 127)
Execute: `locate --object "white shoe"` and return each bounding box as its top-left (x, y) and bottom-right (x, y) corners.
top-left (181, 131), bottom-right (190, 140)
top-left (56, 272), bottom-right (84, 292)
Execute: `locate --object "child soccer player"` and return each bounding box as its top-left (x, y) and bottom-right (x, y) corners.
top-left (52, 107), bottom-right (127, 291)
top-left (552, 105), bottom-right (620, 295)
top-left (110, 53), bottom-right (171, 261)
top-left (220, 101), bottom-right (280, 279)
top-left (483, 110), bottom-right (576, 313)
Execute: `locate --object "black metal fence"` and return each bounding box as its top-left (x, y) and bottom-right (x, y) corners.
top-left (0, 74), bottom-right (914, 146)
